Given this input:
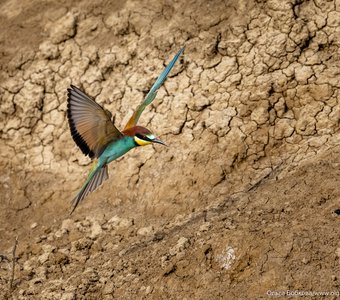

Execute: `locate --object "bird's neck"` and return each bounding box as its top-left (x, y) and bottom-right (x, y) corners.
top-left (100, 135), bottom-right (137, 165)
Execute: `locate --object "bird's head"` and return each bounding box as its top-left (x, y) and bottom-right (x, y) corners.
top-left (122, 126), bottom-right (166, 147)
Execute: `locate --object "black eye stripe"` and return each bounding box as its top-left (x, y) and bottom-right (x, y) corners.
top-left (136, 133), bottom-right (153, 142)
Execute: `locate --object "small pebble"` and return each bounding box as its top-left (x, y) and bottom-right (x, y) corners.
top-left (335, 248), bottom-right (340, 258)
top-left (137, 226), bottom-right (153, 236)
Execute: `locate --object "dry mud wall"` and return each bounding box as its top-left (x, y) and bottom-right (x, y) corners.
top-left (0, 0), bottom-right (340, 299)
top-left (1, 0), bottom-right (340, 215)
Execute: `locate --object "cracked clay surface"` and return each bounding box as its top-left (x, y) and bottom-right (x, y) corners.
top-left (0, 0), bottom-right (340, 299)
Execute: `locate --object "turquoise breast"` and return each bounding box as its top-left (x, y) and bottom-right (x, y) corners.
top-left (100, 136), bottom-right (136, 164)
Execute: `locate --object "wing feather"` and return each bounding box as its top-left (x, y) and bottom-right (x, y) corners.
top-left (67, 85), bottom-right (123, 159)
top-left (124, 47), bottom-right (184, 129)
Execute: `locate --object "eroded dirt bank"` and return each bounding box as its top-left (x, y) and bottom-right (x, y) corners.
top-left (0, 0), bottom-right (339, 299)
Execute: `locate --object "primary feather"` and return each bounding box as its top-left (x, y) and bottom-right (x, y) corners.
top-left (124, 47), bottom-right (184, 129)
top-left (67, 85), bottom-right (123, 159)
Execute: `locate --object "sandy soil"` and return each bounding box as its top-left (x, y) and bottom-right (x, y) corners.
top-left (0, 0), bottom-right (340, 299)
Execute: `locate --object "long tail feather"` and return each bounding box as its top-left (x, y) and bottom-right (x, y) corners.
top-left (70, 164), bottom-right (109, 215)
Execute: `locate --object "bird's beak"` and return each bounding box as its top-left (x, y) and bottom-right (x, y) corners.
top-left (152, 137), bottom-right (168, 146)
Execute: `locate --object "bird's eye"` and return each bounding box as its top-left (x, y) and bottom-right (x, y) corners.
top-left (134, 133), bottom-right (153, 146)
top-left (136, 133), bottom-right (144, 139)
top-left (136, 133), bottom-right (154, 142)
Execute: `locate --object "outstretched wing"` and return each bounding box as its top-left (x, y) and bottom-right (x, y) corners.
top-left (67, 85), bottom-right (123, 159)
top-left (124, 47), bottom-right (184, 129)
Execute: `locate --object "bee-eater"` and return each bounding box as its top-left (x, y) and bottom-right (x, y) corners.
top-left (67, 48), bottom-right (184, 214)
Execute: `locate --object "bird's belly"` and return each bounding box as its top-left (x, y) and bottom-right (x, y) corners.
top-left (100, 138), bottom-right (135, 164)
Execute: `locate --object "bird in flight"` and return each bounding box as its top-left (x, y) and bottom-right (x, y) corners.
top-left (67, 48), bottom-right (184, 214)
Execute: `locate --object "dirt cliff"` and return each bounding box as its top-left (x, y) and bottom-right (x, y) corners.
top-left (0, 0), bottom-right (339, 299)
